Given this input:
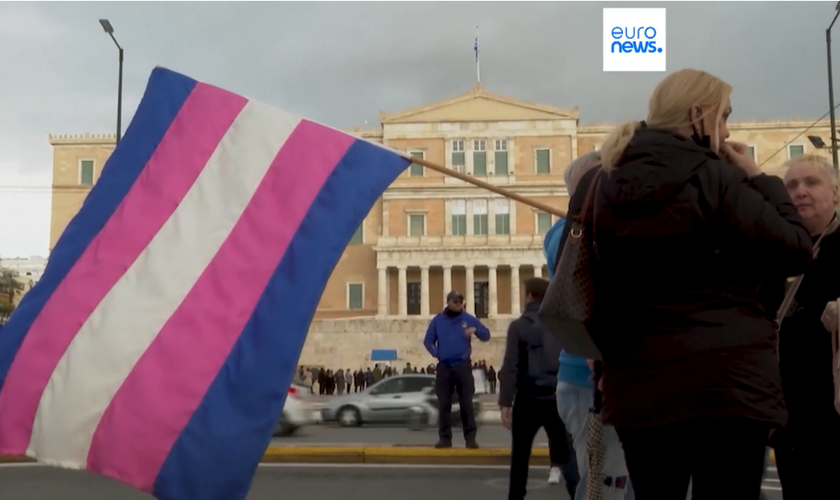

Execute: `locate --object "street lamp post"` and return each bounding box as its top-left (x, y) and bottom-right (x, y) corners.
top-left (827, 3), bottom-right (840, 172)
top-left (99, 19), bottom-right (124, 145)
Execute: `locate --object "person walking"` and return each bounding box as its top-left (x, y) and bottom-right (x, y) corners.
top-left (499, 278), bottom-right (575, 500)
top-left (423, 290), bottom-right (491, 449)
top-left (568, 69), bottom-right (812, 499)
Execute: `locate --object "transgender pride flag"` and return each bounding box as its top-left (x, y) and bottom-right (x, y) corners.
top-left (0, 68), bottom-right (411, 500)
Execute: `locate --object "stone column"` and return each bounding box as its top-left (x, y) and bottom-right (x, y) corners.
top-left (443, 265), bottom-right (452, 306)
top-left (533, 264), bottom-right (543, 278)
top-left (377, 266), bottom-right (388, 317)
top-left (397, 265), bottom-right (407, 317)
top-left (420, 265), bottom-right (430, 316)
top-left (488, 265), bottom-right (498, 317)
top-left (465, 265), bottom-right (475, 314)
top-left (511, 264), bottom-right (521, 315)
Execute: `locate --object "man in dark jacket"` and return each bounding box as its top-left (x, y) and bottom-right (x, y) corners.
top-left (423, 290), bottom-right (491, 449)
top-left (499, 278), bottom-right (572, 500)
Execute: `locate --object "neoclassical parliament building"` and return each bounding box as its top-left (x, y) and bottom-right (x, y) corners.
top-left (49, 84), bottom-right (834, 368)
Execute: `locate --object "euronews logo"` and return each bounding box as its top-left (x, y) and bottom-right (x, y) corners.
top-left (610, 26), bottom-right (662, 55)
top-left (603, 8), bottom-right (667, 72)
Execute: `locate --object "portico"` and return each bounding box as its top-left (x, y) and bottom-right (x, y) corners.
top-left (374, 235), bottom-right (547, 319)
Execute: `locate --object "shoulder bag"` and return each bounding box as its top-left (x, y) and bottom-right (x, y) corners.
top-left (538, 168), bottom-right (604, 361)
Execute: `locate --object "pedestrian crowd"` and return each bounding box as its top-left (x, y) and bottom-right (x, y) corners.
top-left (295, 361), bottom-right (498, 396)
top-left (295, 359), bottom-right (499, 396)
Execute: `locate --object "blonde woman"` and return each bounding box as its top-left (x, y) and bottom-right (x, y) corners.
top-left (569, 69), bottom-right (812, 499)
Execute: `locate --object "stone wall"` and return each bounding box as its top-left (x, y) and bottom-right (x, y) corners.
top-left (299, 317), bottom-right (511, 369)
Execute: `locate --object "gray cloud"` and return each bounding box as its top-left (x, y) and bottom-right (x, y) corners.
top-left (0, 1), bottom-right (835, 256)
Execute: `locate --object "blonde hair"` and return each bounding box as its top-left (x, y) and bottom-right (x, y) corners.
top-left (783, 153), bottom-right (839, 188)
top-left (564, 151), bottom-right (602, 196)
top-left (600, 69), bottom-right (732, 172)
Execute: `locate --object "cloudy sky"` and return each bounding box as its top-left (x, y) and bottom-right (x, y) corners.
top-left (0, 1), bottom-right (835, 257)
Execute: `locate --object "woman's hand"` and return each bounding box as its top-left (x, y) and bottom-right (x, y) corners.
top-left (720, 141), bottom-right (761, 178)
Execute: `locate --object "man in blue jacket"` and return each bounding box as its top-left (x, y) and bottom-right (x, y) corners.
top-left (424, 290), bottom-right (491, 449)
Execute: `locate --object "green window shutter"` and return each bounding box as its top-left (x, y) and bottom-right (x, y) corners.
top-left (409, 214), bottom-right (425, 236)
top-left (494, 151), bottom-right (508, 175)
top-left (495, 214), bottom-right (510, 235)
top-left (536, 150), bottom-right (551, 174)
top-left (473, 214), bottom-right (488, 235)
top-left (409, 151), bottom-right (425, 177)
top-left (452, 215), bottom-right (466, 235)
top-left (348, 284), bottom-right (363, 310)
top-left (537, 213), bottom-right (552, 234)
top-left (80, 160), bottom-right (95, 185)
top-left (473, 152), bottom-right (487, 175)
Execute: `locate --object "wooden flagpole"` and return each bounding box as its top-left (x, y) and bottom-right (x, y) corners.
top-left (409, 156), bottom-right (566, 218)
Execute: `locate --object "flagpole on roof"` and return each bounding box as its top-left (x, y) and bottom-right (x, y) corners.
top-left (474, 26), bottom-right (481, 85)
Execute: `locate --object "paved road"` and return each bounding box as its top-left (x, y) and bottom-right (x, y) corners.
top-left (0, 463), bottom-right (784, 500)
top-left (271, 421), bottom-right (545, 447)
top-left (305, 392), bottom-right (499, 403)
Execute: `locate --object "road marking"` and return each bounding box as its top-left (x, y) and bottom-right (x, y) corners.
top-left (0, 460), bottom-right (789, 492)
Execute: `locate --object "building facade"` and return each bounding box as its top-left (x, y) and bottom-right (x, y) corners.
top-left (50, 84), bottom-right (835, 368)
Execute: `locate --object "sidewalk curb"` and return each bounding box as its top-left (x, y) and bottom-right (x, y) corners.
top-left (262, 446), bottom-right (545, 465)
top-left (0, 448), bottom-right (777, 467)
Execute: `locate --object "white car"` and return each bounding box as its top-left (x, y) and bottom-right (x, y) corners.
top-left (273, 385), bottom-right (311, 437)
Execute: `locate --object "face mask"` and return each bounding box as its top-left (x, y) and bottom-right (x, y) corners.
top-left (690, 113), bottom-right (712, 149)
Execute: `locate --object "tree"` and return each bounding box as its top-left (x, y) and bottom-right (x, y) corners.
top-left (0, 268), bottom-right (24, 322)
top-left (0, 302), bottom-right (13, 324)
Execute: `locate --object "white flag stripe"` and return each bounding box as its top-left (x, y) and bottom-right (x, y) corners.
top-left (28, 102), bottom-right (302, 467)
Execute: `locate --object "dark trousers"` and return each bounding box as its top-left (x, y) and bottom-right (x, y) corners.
top-left (489, 380), bottom-right (497, 394)
top-left (435, 361), bottom-right (477, 442)
top-left (509, 395), bottom-right (572, 500)
top-left (772, 410), bottom-right (840, 499)
top-left (617, 418), bottom-right (768, 500)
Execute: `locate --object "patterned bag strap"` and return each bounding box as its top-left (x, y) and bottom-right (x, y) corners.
top-left (573, 167), bottom-right (603, 235)
top-left (552, 166), bottom-right (603, 274)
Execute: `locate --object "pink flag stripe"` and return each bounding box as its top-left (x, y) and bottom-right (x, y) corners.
top-left (0, 84), bottom-right (248, 456)
top-left (85, 119), bottom-right (354, 490)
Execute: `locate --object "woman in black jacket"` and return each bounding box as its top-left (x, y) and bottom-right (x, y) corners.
top-left (575, 69), bottom-right (812, 499)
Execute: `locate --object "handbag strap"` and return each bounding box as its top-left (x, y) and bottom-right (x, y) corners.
top-left (553, 167), bottom-right (603, 273)
top-left (576, 167), bottom-right (603, 230)
top-left (776, 215), bottom-right (840, 327)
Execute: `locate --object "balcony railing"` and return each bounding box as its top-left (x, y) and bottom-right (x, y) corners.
top-left (374, 234), bottom-right (545, 249)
